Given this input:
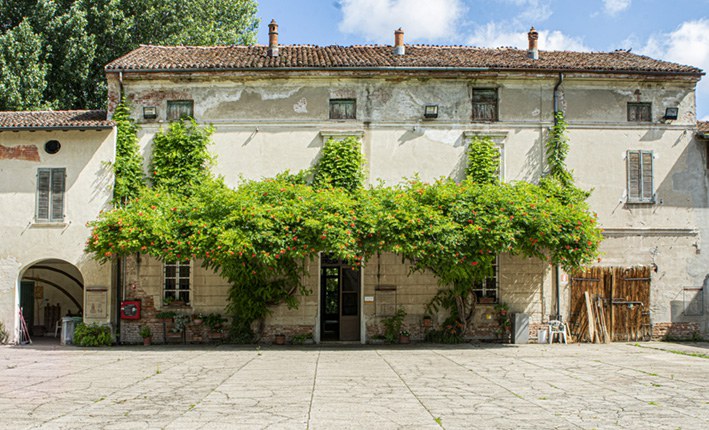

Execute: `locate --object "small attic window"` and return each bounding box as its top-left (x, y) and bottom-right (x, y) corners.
top-left (628, 102), bottom-right (651, 122)
top-left (167, 100), bottom-right (194, 121)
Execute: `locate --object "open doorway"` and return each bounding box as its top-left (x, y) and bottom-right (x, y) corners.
top-left (19, 259), bottom-right (83, 340)
top-left (320, 254), bottom-right (361, 341)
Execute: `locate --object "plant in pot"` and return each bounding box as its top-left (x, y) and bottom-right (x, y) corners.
top-left (205, 313), bottom-right (226, 340)
top-left (139, 325), bottom-right (152, 346)
top-left (399, 329), bottom-right (411, 344)
top-left (193, 313), bottom-right (204, 325)
top-left (382, 307), bottom-right (407, 343)
top-left (422, 315), bottom-right (433, 329)
top-left (494, 302), bottom-right (512, 343)
top-left (274, 333), bottom-right (286, 345)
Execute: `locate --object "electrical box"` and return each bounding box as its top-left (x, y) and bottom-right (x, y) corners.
top-left (120, 300), bottom-right (141, 320)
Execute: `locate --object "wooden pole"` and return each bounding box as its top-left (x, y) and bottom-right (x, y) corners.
top-left (584, 291), bottom-right (596, 343)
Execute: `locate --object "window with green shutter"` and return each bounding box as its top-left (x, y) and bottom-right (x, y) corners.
top-left (36, 168), bottom-right (66, 222)
top-left (626, 150), bottom-right (654, 203)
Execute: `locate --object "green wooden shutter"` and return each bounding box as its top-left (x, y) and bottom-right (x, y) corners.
top-left (36, 169), bottom-right (51, 221)
top-left (50, 168), bottom-right (65, 221)
top-left (627, 150), bottom-right (654, 203)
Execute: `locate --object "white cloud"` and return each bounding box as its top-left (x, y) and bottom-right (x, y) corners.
top-left (467, 22), bottom-right (590, 51)
top-left (504, 0), bottom-right (553, 23)
top-left (338, 0), bottom-right (463, 43)
top-left (603, 0), bottom-right (631, 16)
top-left (637, 19), bottom-right (709, 117)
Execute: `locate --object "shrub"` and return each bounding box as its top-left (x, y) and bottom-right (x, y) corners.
top-left (0, 321), bottom-right (8, 344)
top-left (73, 323), bottom-right (112, 347)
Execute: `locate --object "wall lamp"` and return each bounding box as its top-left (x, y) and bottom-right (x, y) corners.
top-left (143, 106), bottom-right (158, 120)
top-left (423, 104), bottom-right (439, 119)
top-left (664, 107), bottom-right (678, 120)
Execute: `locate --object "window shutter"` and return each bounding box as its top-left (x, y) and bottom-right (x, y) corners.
top-left (641, 151), bottom-right (653, 202)
top-left (627, 151), bottom-right (641, 201)
top-left (36, 169), bottom-right (51, 221)
top-left (50, 168), bottom-right (65, 221)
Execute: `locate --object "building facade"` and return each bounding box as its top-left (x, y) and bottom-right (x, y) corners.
top-left (1, 25), bottom-right (706, 344)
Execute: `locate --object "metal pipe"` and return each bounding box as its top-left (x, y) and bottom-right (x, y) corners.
top-left (553, 72), bottom-right (564, 321)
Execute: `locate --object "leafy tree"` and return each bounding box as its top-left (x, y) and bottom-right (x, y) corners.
top-left (0, 20), bottom-right (49, 110)
top-left (0, 0), bottom-right (258, 109)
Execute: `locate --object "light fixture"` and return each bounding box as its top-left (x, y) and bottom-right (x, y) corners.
top-left (424, 104), bottom-right (439, 119)
top-left (143, 106), bottom-right (157, 119)
top-left (664, 107), bottom-right (678, 120)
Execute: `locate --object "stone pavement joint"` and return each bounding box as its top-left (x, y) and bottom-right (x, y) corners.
top-left (0, 341), bottom-right (708, 429)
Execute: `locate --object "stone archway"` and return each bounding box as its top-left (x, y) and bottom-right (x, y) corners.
top-left (19, 259), bottom-right (84, 339)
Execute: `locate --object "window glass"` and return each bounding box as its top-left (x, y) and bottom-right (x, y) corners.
top-left (164, 261), bottom-right (191, 304)
top-left (628, 103), bottom-right (651, 122)
top-left (472, 89), bottom-right (498, 121)
top-left (167, 100), bottom-right (194, 120)
top-left (471, 257), bottom-right (499, 302)
top-left (329, 99), bottom-right (356, 119)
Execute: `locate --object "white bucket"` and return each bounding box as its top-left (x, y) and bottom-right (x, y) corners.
top-left (538, 329), bottom-right (548, 344)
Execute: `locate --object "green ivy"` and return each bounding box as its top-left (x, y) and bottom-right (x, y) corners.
top-left (150, 119), bottom-right (214, 193)
top-left (466, 136), bottom-right (500, 185)
top-left (112, 102), bottom-right (145, 206)
top-left (312, 136), bottom-right (364, 193)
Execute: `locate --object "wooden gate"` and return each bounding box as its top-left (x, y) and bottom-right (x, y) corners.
top-left (568, 266), bottom-right (652, 342)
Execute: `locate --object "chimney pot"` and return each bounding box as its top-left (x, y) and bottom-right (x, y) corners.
top-left (393, 28), bottom-right (405, 56)
top-left (268, 19), bottom-right (279, 57)
top-left (527, 26), bottom-right (539, 60)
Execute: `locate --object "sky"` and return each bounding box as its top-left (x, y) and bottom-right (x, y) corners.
top-left (255, 0), bottom-right (709, 120)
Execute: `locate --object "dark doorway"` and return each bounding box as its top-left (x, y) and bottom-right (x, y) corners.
top-left (320, 254), bottom-right (361, 341)
top-left (20, 281), bottom-right (35, 336)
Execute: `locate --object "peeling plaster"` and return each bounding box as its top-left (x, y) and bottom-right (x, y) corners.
top-left (0, 145), bottom-right (40, 162)
top-left (293, 98), bottom-right (308, 113)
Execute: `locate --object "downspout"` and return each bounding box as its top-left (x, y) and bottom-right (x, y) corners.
top-left (553, 72), bottom-right (564, 321)
top-left (118, 71), bottom-right (124, 102)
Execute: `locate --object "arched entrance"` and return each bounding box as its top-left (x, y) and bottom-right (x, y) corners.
top-left (18, 259), bottom-right (84, 340)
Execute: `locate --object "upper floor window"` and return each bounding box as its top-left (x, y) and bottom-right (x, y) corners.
top-left (472, 257), bottom-right (499, 303)
top-left (167, 100), bottom-right (194, 121)
top-left (36, 168), bottom-right (65, 222)
top-left (627, 150), bottom-right (654, 203)
top-left (164, 260), bottom-right (191, 304)
top-left (472, 89), bottom-right (498, 122)
top-left (627, 102), bottom-right (651, 122)
top-left (329, 99), bottom-right (356, 120)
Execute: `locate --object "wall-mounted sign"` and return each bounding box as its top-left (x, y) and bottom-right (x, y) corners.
top-left (85, 287), bottom-right (108, 319)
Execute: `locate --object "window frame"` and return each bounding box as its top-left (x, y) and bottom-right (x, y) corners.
top-left (472, 88), bottom-right (498, 122)
top-left (626, 149), bottom-right (655, 204)
top-left (471, 257), bottom-right (499, 303)
top-left (329, 98), bottom-right (356, 120)
top-left (627, 102), bottom-right (652, 122)
top-left (163, 260), bottom-right (192, 305)
top-left (35, 167), bottom-right (66, 223)
top-left (167, 100), bottom-right (194, 121)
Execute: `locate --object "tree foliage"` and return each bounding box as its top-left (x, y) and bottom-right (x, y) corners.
top-left (0, 0), bottom-right (259, 109)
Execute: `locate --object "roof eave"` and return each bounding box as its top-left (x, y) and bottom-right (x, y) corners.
top-left (0, 125), bottom-right (115, 132)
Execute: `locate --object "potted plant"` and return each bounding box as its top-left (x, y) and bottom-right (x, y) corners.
top-left (139, 325), bottom-right (152, 346)
top-left (274, 333), bottom-right (286, 345)
top-left (205, 313), bottom-right (226, 341)
top-left (494, 303), bottom-right (512, 343)
top-left (422, 315), bottom-right (433, 329)
top-left (193, 313), bottom-right (204, 325)
top-left (382, 307), bottom-right (407, 343)
top-left (399, 329), bottom-right (411, 344)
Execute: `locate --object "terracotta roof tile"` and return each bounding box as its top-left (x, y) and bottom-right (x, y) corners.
top-left (105, 45), bottom-right (704, 75)
top-left (0, 110), bottom-right (113, 130)
top-left (698, 121), bottom-right (709, 133)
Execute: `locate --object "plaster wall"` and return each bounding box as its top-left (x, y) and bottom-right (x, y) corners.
top-left (0, 130), bottom-right (116, 341)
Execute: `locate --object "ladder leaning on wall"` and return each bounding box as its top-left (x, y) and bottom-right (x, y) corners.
top-left (18, 307), bottom-right (32, 345)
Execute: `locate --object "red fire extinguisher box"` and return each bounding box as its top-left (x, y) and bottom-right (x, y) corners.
top-left (120, 300), bottom-right (141, 320)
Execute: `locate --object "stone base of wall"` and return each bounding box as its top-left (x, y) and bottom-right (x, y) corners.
top-left (260, 325), bottom-right (314, 344)
top-left (652, 322), bottom-right (702, 340)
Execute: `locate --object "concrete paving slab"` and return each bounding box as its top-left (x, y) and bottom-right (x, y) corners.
top-left (0, 341), bottom-right (707, 429)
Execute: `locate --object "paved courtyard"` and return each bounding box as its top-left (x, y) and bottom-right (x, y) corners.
top-left (0, 341), bottom-right (707, 429)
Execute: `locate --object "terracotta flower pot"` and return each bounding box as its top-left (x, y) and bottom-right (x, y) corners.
top-left (399, 335), bottom-right (411, 344)
top-left (143, 337), bottom-right (152, 346)
top-left (274, 334), bottom-right (286, 345)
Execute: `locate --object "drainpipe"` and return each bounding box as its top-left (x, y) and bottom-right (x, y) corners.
top-left (553, 72), bottom-right (564, 321)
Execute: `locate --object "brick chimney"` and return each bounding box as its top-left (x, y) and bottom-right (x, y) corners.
top-left (268, 19), bottom-right (279, 57)
top-left (393, 28), bottom-right (405, 56)
top-left (527, 26), bottom-right (539, 60)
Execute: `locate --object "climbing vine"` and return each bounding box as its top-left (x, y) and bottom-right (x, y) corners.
top-left (466, 136), bottom-right (500, 185)
top-left (312, 136), bottom-right (365, 193)
top-left (112, 102), bottom-right (144, 205)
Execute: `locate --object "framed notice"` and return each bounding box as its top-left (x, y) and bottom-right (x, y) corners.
top-left (85, 287), bottom-right (108, 319)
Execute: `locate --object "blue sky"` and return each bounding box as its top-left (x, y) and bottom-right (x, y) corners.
top-left (256, 0), bottom-right (709, 120)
